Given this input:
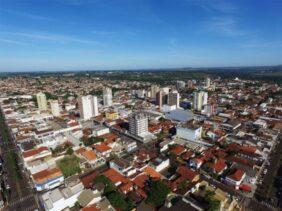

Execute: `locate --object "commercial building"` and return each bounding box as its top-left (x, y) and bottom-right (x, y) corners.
top-left (193, 91), bottom-right (208, 111)
top-left (37, 92), bottom-right (48, 111)
top-left (176, 125), bottom-right (202, 142)
top-left (103, 87), bottom-right (112, 107)
top-left (78, 95), bottom-right (99, 120)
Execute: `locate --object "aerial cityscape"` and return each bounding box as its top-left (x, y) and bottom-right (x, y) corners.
top-left (0, 0), bottom-right (282, 211)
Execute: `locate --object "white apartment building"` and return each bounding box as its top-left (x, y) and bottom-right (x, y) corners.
top-left (205, 77), bottom-right (211, 88)
top-left (129, 113), bottom-right (148, 136)
top-left (78, 95), bottom-right (99, 120)
top-left (151, 85), bottom-right (160, 99)
top-left (37, 92), bottom-right (48, 111)
top-left (103, 87), bottom-right (112, 107)
top-left (50, 100), bottom-right (60, 117)
top-left (168, 90), bottom-right (180, 108)
top-left (193, 91), bottom-right (208, 111)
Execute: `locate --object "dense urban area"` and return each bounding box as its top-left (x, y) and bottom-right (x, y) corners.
top-left (0, 70), bottom-right (281, 211)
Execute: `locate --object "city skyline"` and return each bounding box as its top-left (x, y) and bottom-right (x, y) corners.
top-left (1, 0), bottom-right (282, 71)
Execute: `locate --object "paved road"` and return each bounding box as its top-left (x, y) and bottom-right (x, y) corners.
top-left (0, 111), bottom-right (40, 211)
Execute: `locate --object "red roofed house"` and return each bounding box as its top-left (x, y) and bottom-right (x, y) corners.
top-left (93, 143), bottom-right (112, 158)
top-left (170, 145), bottom-right (186, 156)
top-left (225, 169), bottom-right (246, 188)
top-left (31, 167), bottom-right (64, 191)
top-left (103, 168), bottom-right (133, 194)
top-left (176, 166), bottom-right (199, 183)
top-left (22, 146), bottom-right (51, 162)
top-left (212, 158), bottom-right (227, 175)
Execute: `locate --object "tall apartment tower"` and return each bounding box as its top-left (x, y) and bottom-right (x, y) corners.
top-left (129, 113), bottom-right (148, 136)
top-left (50, 100), bottom-right (60, 117)
top-left (103, 87), bottom-right (113, 107)
top-left (187, 80), bottom-right (194, 89)
top-left (176, 80), bottom-right (186, 90)
top-left (168, 90), bottom-right (180, 108)
top-left (78, 95), bottom-right (99, 120)
top-left (205, 77), bottom-right (211, 88)
top-left (151, 85), bottom-right (160, 99)
top-left (193, 91), bottom-right (208, 111)
top-left (156, 91), bottom-right (163, 107)
top-left (36, 92), bottom-right (48, 111)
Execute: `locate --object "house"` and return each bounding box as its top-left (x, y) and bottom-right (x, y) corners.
top-left (77, 149), bottom-right (106, 169)
top-left (77, 189), bottom-right (102, 207)
top-left (109, 157), bottom-right (136, 177)
top-left (40, 180), bottom-right (84, 211)
top-left (22, 146), bottom-right (51, 162)
top-left (123, 139), bottom-right (137, 152)
top-left (149, 156), bottom-right (170, 172)
top-left (170, 145), bottom-right (186, 156)
top-left (103, 168), bottom-right (134, 194)
top-left (93, 143), bottom-right (112, 158)
top-left (80, 170), bottom-right (99, 189)
top-left (176, 166), bottom-right (200, 183)
top-left (32, 167), bottom-right (64, 191)
top-left (189, 157), bottom-right (204, 169)
top-left (225, 169), bottom-right (246, 188)
top-left (211, 159), bottom-right (227, 175)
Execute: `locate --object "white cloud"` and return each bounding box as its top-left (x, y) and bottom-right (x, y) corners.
top-left (0, 38), bottom-right (26, 45)
top-left (0, 31), bottom-right (101, 45)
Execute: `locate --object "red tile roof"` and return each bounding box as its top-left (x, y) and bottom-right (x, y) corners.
top-left (170, 145), bottom-right (186, 156)
top-left (176, 166), bottom-right (198, 182)
top-left (93, 143), bottom-right (111, 152)
top-left (133, 173), bottom-right (149, 188)
top-left (80, 171), bottom-right (99, 188)
top-left (228, 169), bottom-right (245, 181)
top-left (32, 168), bottom-right (62, 184)
top-left (103, 168), bottom-right (129, 184)
top-left (22, 146), bottom-right (49, 158)
top-left (212, 159), bottom-right (227, 173)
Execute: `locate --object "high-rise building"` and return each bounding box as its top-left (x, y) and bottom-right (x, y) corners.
top-left (193, 91), bottom-right (208, 111)
top-left (36, 92), bottom-right (48, 111)
top-left (129, 113), bottom-right (148, 136)
top-left (50, 100), bottom-right (60, 117)
top-left (187, 80), bottom-right (194, 89)
top-left (78, 95), bottom-right (99, 120)
top-left (202, 104), bottom-right (216, 117)
top-left (151, 85), bottom-right (160, 99)
top-left (176, 80), bottom-right (186, 90)
top-left (103, 87), bottom-right (112, 107)
top-left (156, 91), bottom-right (163, 107)
top-left (168, 90), bottom-right (180, 108)
top-left (205, 77), bottom-right (211, 88)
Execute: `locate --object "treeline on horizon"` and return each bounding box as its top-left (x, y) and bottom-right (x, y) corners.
top-left (0, 65), bottom-right (281, 84)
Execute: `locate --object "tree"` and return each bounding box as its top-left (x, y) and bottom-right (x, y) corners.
top-left (57, 155), bottom-right (81, 177)
top-left (93, 175), bottom-right (116, 194)
top-left (81, 136), bottom-right (104, 146)
top-left (66, 147), bottom-right (74, 155)
top-left (145, 180), bottom-right (171, 207)
top-left (204, 190), bottom-right (220, 211)
top-left (107, 192), bottom-right (128, 210)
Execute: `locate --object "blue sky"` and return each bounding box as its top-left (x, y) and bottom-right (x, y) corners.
top-left (0, 0), bottom-right (282, 71)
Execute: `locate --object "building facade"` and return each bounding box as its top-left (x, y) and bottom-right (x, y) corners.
top-left (78, 95), bottom-right (99, 120)
top-left (37, 92), bottom-right (48, 111)
top-left (103, 87), bottom-right (112, 107)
